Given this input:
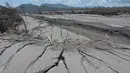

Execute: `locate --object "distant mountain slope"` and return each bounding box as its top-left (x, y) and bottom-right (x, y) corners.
top-left (0, 5), bottom-right (4, 10)
top-left (39, 4), bottom-right (58, 11)
top-left (16, 3), bottom-right (72, 13)
top-left (16, 4), bottom-right (41, 13)
top-left (40, 3), bottom-right (72, 11)
top-left (41, 3), bottom-right (72, 9)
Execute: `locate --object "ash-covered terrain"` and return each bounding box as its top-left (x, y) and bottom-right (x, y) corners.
top-left (0, 14), bottom-right (130, 73)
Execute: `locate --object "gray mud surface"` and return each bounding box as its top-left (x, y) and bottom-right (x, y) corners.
top-left (0, 14), bottom-right (130, 73)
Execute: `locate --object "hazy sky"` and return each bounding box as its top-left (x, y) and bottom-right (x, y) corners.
top-left (0, 0), bottom-right (130, 7)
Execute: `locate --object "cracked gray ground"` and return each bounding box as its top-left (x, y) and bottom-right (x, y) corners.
top-left (0, 14), bottom-right (130, 73)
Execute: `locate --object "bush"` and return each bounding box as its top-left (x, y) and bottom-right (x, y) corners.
top-left (0, 6), bottom-right (25, 33)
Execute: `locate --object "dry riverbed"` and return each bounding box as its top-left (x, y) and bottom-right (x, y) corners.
top-left (0, 14), bottom-right (130, 73)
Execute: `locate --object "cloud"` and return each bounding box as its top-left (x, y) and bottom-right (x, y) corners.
top-left (78, 0), bottom-right (130, 7)
top-left (29, 0), bottom-right (40, 2)
top-left (120, 0), bottom-right (130, 3)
